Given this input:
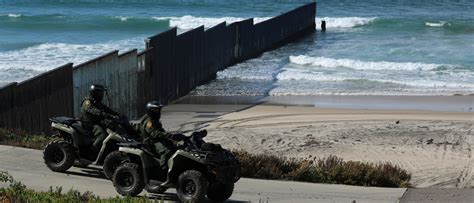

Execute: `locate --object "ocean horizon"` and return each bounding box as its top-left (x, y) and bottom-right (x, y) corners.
top-left (1, 0), bottom-right (473, 95)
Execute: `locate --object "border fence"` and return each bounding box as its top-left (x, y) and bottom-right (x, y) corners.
top-left (0, 3), bottom-right (316, 133)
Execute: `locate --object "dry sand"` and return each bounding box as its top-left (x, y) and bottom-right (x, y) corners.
top-left (199, 105), bottom-right (474, 188)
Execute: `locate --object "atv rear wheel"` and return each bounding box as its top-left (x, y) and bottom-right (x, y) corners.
top-left (103, 151), bottom-right (130, 179)
top-left (112, 163), bottom-right (144, 197)
top-left (43, 140), bottom-right (76, 172)
top-left (176, 170), bottom-right (209, 202)
top-left (145, 184), bottom-right (167, 194)
top-left (207, 182), bottom-right (234, 202)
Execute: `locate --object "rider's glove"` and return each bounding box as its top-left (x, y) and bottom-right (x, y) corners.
top-left (168, 133), bottom-right (186, 141)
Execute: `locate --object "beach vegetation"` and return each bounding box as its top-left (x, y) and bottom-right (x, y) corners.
top-left (235, 151), bottom-right (411, 188)
top-left (0, 171), bottom-right (162, 203)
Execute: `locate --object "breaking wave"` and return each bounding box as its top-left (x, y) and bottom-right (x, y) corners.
top-left (153, 15), bottom-right (270, 29)
top-left (5, 13), bottom-right (22, 18)
top-left (0, 38), bottom-right (144, 82)
top-left (288, 55), bottom-right (457, 71)
top-left (425, 21), bottom-right (449, 27)
top-left (316, 17), bottom-right (377, 28)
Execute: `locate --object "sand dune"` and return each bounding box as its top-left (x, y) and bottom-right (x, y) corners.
top-left (202, 105), bottom-right (474, 188)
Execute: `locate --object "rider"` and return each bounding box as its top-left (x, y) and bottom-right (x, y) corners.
top-left (136, 101), bottom-right (185, 174)
top-left (80, 84), bottom-right (120, 152)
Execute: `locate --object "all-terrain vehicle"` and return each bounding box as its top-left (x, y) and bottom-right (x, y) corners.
top-left (43, 115), bottom-right (138, 178)
top-left (112, 131), bottom-right (241, 202)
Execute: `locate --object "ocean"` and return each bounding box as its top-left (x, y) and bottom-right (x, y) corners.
top-left (1, 0), bottom-right (473, 96)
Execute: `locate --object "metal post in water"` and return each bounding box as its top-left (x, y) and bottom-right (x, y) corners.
top-left (321, 20), bottom-right (326, 31)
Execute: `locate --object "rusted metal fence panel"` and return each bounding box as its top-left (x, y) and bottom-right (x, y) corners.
top-left (0, 64), bottom-right (73, 133)
top-left (146, 28), bottom-right (177, 104)
top-left (0, 82), bottom-right (17, 129)
top-left (136, 48), bottom-right (153, 116)
top-left (235, 18), bottom-right (256, 61)
top-left (118, 49), bottom-right (138, 118)
top-left (176, 27), bottom-right (195, 97)
top-left (204, 22), bottom-right (227, 74)
top-left (224, 22), bottom-right (238, 68)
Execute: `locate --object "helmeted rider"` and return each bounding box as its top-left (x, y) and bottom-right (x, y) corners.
top-left (136, 101), bottom-right (185, 175)
top-left (80, 84), bottom-right (120, 152)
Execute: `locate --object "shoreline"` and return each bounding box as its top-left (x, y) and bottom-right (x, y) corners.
top-left (177, 95), bottom-right (474, 112)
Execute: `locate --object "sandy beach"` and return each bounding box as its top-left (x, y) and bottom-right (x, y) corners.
top-left (174, 97), bottom-right (474, 188)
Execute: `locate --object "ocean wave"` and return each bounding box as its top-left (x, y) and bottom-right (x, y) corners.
top-left (153, 15), bottom-right (271, 29)
top-left (114, 16), bottom-right (129, 21)
top-left (7, 13), bottom-right (22, 18)
top-left (153, 16), bottom-right (376, 30)
top-left (316, 17), bottom-right (376, 28)
top-left (288, 55), bottom-right (455, 71)
top-left (0, 13), bottom-right (23, 18)
top-left (425, 21), bottom-right (449, 27)
top-left (276, 69), bottom-right (474, 89)
top-left (0, 38), bottom-right (143, 82)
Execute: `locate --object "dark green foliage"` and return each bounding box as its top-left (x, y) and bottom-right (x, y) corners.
top-left (0, 128), bottom-right (50, 149)
top-left (0, 171), bottom-right (163, 202)
top-left (235, 151), bottom-right (411, 188)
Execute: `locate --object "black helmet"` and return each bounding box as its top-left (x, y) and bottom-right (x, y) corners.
top-left (89, 84), bottom-right (106, 102)
top-left (146, 101), bottom-right (163, 120)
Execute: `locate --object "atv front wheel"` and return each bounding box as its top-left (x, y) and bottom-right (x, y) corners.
top-left (112, 163), bottom-right (144, 197)
top-left (145, 184), bottom-right (167, 194)
top-left (176, 170), bottom-right (209, 202)
top-left (103, 151), bottom-right (129, 179)
top-left (43, 140), bottom-right (76, 172)
top-left (207, 182), bottom-right (234, 202)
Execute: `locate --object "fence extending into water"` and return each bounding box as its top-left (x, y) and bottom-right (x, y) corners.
top-left (0, 3), bottom-right (316, 133)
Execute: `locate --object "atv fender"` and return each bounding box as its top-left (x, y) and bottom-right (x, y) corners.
top-left (95, 132), bottom-right (129, 165)
top-left (118, 147), bottom-right (159, 183)
top-left (51, 122), bottom-right (75, 134)
top-left (165, 150), bottom-right (208, 185)
top-left (51, 123), bottom-right (83, 148)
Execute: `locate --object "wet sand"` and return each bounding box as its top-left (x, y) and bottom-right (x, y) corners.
top-left (177, 95), bottom-right (474, 112)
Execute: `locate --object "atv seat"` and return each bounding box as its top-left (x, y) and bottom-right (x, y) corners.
top-left (50, 116), bottom-right (79, 125)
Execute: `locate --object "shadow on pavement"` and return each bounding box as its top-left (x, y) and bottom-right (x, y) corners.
top-left (65, 167), bottom-right (108, 180)
top-left (149, 193), bottom-right (250, 203)
top-left (66, 163), bottom-right (250, 203)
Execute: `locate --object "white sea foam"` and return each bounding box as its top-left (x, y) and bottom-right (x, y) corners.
top-left (425, 21), bottom-right (449, 27)
top-left (1, 13), bottom-right (23, 18)
top-left (0, 37), bottom-right (144, 82)
top-left (316, 17), bottom-right (376, 28)
top-left (7, 13), bottom-right (22, 18)
top-left (114, 16), bottom-right (129, 21)
top-left (153, 15), bottom-right (271, 29)
top-left (151, 16), bottom-right (375, 30)
top-left (289, 55), bottom-right (450, 71)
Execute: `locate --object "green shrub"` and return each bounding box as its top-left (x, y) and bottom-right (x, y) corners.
top-left (0, 171), bottom-right (162, 202)
top-left (234, 151), bottom-right (411, 188)
top-left (0, 128), bottom-right (49, 149)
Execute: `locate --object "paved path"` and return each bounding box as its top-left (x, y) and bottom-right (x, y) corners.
top-left (0, 145), bottom-right (406, 203)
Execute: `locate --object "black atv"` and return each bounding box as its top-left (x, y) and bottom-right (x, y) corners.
top-left (43, 115), bottom-right (138, 179)
top-left (112, 131), bottom-right (241, 202)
